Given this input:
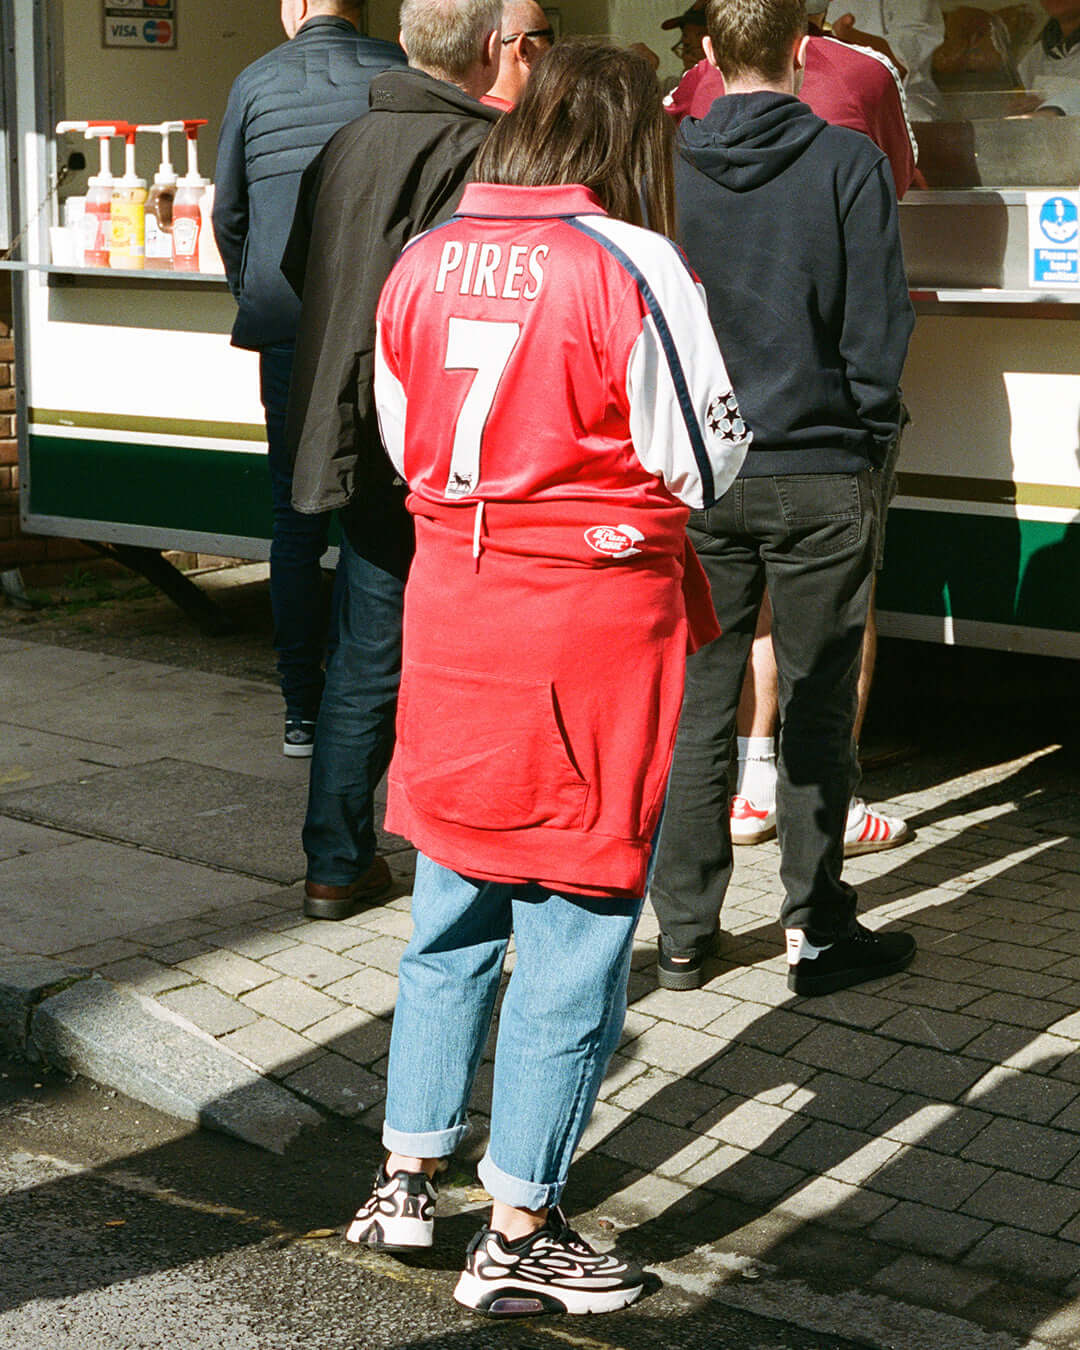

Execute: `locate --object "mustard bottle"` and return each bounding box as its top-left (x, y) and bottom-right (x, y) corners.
top-left (110, 123), bottom-right (147, 269)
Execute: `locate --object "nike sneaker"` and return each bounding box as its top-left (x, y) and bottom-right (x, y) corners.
top-left (453, 1206), bottom-right (645, 1317)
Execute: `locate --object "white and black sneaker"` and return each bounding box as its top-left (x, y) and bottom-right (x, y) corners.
top-left (283, 718), bottom-right (316, 758)
top-left (453, 1206), bottom-right (645, 1317)
top-left (345, 1166), bottom-right (437, 1251)
top-left (786, 921), bottom-right (916, 997)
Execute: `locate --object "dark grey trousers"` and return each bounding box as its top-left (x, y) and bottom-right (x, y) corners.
top-left (650, 471), bottom-right (876, 949)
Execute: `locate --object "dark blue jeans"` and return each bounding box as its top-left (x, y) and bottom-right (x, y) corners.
top-left (260, 343), bottom-right (335, 721)
top-left (302, 535), bottom-right (405, 885)
top-left (649, 472), bottom-right (875, 949)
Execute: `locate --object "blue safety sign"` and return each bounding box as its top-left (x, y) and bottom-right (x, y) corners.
top-left (1028, 192), bottom-right (1080, 287)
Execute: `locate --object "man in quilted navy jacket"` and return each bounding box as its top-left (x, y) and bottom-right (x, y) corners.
top-left (213, 0), bottom-right (404, 758)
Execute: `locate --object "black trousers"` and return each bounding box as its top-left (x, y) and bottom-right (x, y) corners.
top-left (650, 471), bottom-right (875, 949)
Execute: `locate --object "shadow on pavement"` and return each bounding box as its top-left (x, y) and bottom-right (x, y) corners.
top-left (3, 623), bottom-right (1080, 1344)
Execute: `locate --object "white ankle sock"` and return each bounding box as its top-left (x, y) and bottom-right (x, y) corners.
top-left (736, 736), bottom-right (777, 805)
top-left (785, 929), bottom-right (834, 964)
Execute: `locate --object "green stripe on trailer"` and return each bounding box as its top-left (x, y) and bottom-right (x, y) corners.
top-left (28, 435), bottom-right (274, 540)
top-left (879, 508), bottom-right (1080, 634)
top-left (897, 472), bottom-right (1080, 511)
top-left (30, 408), bottom-right (266, 442)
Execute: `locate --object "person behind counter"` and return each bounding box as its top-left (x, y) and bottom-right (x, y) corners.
top-left (212, 0), bottom-right (405, 759)
top-left (1018, 0), bottom-right (1080, 115)
top-left (345, 39), bottom-right (748, 1316)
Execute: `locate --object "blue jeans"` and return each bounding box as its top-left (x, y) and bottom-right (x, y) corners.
top-left (260, 343), bottom-right (335, 721)
top-left (383, 853), bottom-right (642, 1211)
top-left (302, 534), bottom-right (404, 885)
top-left (650, 472), bottom-right (875, 948)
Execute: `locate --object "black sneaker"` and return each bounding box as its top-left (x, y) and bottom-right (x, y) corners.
top-left (345, 1166), bottom-right (437, 1251)
top-left (453, 1206), bottom-right (645, 1317)
top-left (656, 926), bottom-right (718, 991)
top-left (283, 718), bottom-right (316, 758)
top-left (786, 921), bottom-right (916, 997)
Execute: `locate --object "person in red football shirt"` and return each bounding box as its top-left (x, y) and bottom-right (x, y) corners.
top-left (664, 3), bottom-right (918, 862)
top-left (343, 41), bottom-right (750, 1318)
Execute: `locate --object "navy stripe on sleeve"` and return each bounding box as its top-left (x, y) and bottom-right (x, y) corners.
top-left (566, 217), bottom-right (716, 505)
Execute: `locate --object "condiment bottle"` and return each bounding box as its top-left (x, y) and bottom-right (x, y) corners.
top-left (109, 123), bottom-right (146, 269)
top-left (139, 121), bottom-right (183, 270)
top-left (171, 119), bottom-right (209, 273)
top-left (81, 126), bottom-right (119, 267)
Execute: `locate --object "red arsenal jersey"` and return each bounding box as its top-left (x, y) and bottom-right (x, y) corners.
top-left (374, 183), bottom-right (750, 897)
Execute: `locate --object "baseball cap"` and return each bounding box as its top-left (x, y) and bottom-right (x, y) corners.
top-left (660, 6), bottom-right (706, 30)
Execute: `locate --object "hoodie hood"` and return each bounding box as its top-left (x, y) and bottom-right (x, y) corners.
top-left (678, 90), bottom-right (826, 191)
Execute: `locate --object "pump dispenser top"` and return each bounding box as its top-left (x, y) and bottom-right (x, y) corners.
top-left (178, 119), bottom-right (209, 187)
top-left (116, 124), bottom-right (142, 186)
top-left (138, 122), bottom-right (184, 269)
top-left (138, 121), bottom-right (183, 188)
top-left (64, 123), bottom-right (121, 188)
top-left (69, 124), bottom-right (121, 267)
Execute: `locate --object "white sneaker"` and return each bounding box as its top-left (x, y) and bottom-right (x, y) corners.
top-left (283, 718), bottom-right (316, 758)
top-left (345, 1166), bottom-right (437, 1250)
top-left (844, 798), bottom-right (910, 856)
top-left (730, 794), bottom-right (776, 845)
top-left (453, 1206), bottom-right (645, 1317)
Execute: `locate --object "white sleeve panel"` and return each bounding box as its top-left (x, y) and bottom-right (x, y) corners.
top-left (579, 216), bottom-right (750, 509)
top-left (373, 316), bottom-right (408, 480)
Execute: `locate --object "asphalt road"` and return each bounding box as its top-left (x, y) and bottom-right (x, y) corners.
top-left (0, 1057), bottom-right (868, 1350)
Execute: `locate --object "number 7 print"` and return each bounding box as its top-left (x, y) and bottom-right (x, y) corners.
top-left (443, 317), bottom-right (521, 499)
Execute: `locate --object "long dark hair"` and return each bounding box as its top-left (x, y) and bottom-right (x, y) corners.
top-left (473, 40), bottom-right (676, 239)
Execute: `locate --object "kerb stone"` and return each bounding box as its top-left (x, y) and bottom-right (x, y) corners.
top-left (0, 953), bottom-right (88, 1052)
top-left (30, 975), bottom-right (322, 1153)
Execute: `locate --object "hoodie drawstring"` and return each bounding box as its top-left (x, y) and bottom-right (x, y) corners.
top-left (472, 499), bottom-right (485, 570)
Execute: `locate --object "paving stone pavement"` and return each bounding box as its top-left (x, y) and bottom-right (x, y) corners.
top-left (4, 624), bottom-right (1080, 1347)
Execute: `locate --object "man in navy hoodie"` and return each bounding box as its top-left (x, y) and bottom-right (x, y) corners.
top-left (651, 0), bottom-right (917, 997)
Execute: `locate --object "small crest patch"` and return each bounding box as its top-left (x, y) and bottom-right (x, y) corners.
top-left (584, 524), bottom-right (645, 559)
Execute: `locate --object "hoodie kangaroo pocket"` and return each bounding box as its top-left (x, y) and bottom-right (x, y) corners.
top-left (397, 663), bottom-right (589, 832)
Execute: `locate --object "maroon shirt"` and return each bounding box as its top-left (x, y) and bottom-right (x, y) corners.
top-left (664, 35), bottom-right (917, 197)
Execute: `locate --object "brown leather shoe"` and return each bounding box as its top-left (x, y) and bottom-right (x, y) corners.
top-left (304, 856), bottom-right (393, 920)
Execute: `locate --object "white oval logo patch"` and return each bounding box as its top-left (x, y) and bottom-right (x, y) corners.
top-left (584, 524), bottom-right (645, 559)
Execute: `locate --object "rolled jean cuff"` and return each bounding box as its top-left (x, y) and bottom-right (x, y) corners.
top-left (382, 1120), bottom-right (468, 1159)
top-left (478, 1153), bottom-right (564, 1212)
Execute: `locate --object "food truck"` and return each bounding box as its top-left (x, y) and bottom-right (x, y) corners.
top-left (3, 0), bottom-right (1080, 653)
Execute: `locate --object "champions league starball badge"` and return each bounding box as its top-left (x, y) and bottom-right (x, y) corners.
top-left (706, 392), bottom-right (746, 443)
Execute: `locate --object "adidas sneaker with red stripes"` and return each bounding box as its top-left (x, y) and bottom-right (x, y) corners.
top-left (843, 798), bottom-right (910, 856)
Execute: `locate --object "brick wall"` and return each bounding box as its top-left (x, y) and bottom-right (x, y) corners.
top-left (0, 273), bottom-right (104, 585)
top-left (0, 272), bottom-right (18, 563)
